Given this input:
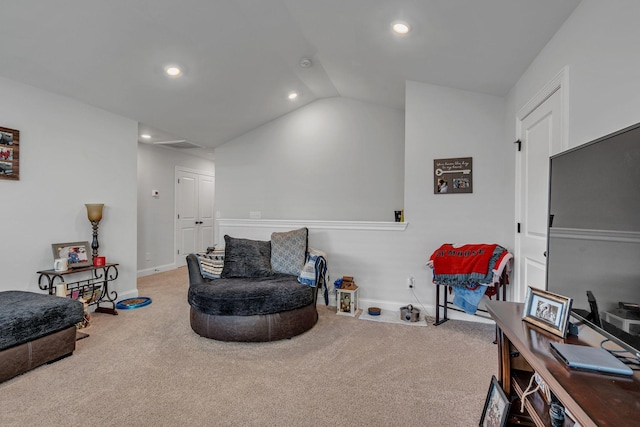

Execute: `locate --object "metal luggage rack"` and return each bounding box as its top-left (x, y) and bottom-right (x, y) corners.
top-left (433, 270), bottom-right (507, 326)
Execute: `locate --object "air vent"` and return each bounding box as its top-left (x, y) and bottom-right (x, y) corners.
top-left (160, 141), bottom-right (201, 149)
top-left (151, 140), bottom-right (201, 150)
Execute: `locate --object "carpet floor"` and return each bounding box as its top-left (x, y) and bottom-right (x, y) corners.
top-left (0, 267), bottom-right (497, 426)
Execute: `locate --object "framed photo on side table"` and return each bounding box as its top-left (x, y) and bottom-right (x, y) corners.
top-left (51, 241), bottom-right (92, 269)
top-left (479, 375), bottom-right (510, 427)
top-left (522, 286), bottom-right (573, 338)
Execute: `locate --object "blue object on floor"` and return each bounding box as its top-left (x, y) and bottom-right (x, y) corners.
top-left (116, 297), bottom-right (152, 310)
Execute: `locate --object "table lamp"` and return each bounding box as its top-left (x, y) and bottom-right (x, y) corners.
top-left (85, 203), bottom-right (104, 259)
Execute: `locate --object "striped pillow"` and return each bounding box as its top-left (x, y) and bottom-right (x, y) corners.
top-left (195, 248), bottom-right (225, 279)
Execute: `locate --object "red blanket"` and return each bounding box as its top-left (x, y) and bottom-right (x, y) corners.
top-left (430, 244), bottom-right (498, 276)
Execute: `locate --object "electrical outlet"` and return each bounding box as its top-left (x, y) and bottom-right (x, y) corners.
top-left (249, 211), bottom-right (261, 219)
top-left (407, 276), bottom-right (415, 290)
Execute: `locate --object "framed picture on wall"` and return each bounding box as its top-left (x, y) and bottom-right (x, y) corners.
top-left (433, 157), bottom-right (472, 194)
top-left (0, 126), bottom-right (19, 181)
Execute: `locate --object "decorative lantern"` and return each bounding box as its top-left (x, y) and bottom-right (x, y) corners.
top-left (337, 287), bottom-right (359, 317)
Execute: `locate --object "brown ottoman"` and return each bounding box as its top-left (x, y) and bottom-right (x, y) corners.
top-left (0, 291), bottom-right (84, 382)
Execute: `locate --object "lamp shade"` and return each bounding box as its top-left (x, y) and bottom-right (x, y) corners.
top-left (85, 204), bottom-right (104, 222)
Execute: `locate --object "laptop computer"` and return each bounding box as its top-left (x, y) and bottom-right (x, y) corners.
top-left (550, 342), bottom-right (634, 376)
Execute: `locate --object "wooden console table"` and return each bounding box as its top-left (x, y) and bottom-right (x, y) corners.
top-left (487, 300), bottom-right (640, 427)
top-left (37, 263), bottom-right (119, 315)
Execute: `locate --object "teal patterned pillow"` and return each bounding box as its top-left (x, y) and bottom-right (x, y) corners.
top-left (271, 228), bottom-right (308, 275)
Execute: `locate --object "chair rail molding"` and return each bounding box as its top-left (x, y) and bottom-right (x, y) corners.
top-left (217, 218), bottom-right (408, 232)
top-left (549, 227), bottom-right (640, 243)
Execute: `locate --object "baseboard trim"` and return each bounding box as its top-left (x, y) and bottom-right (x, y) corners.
top-left (137, 263), bottom-right (177, 278)
top-left (358, 298), bottom-right (436, 319)
top-left (322, 295), bottom-right (494, 325)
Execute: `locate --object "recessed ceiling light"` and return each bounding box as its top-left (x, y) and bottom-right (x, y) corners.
top-left (165, 65), bottom-right (183, 77)
top-left (288, 92), bottom-right (298, 100)
top-left (141, 134), bottom-right (151, 139)
top-left (392, 21), bottom-right (411, 35)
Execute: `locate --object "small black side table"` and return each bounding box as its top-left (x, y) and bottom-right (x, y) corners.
top-left (37, 263), bottom-right (119, 315)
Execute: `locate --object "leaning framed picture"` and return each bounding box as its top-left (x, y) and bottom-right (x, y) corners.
top-left (522, 286), bottom-right (573, 338)
top-left (479, 375), bottom-right (510, 427)
top-left (51, 241), bottom-right (92, 269)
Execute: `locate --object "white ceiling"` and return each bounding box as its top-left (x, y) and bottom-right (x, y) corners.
top-left (0, 0), bottom-right (581, 150)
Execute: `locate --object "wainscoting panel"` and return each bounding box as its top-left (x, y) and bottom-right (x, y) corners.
top-left (216, 219), bottom-right (430, 313)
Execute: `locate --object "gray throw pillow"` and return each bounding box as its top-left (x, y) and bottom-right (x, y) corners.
top-left (271, 227), bottom-right (308, 275)
top-left (221, 236), bottom-right (273, 278)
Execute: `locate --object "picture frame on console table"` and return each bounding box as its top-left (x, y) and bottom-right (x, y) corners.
top-left (479, 375), bottom-right (510, 427)
top-left (522, 286), bottom-right (572, 338)
top-left (51, 241), bottom-right (92, 269)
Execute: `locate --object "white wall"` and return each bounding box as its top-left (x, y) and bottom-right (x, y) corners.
top-left (404, 81), bottom-right (512, 245)
top-left (506, 0), bottom-right (640, 150)
top-left (501, 0), bottom-right (640, 307)
top-left (0, 76), bottom-right (138, 301)
top-left (137, 143), bottom-right (215, 275)
top-left (403, 81), bottom-right (510, 310)
top-left (213, 89), bottom-right (508, 319)
top-left (214, 97), bottom-right (405, 222)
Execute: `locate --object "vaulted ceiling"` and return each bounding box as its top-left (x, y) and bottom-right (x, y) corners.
top-left (0, 0), bottom-right (581, 151)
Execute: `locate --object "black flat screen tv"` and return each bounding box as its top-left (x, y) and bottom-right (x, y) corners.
top-left (547, 122), bottom-right (640, 359)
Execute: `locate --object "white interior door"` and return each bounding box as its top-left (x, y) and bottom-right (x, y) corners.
top-left (515, 89), bottom-right (563, 301)
top-left (176, 169), bottom-right (215, 267)
top-left (197, 174), bottom-right (215, 251)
